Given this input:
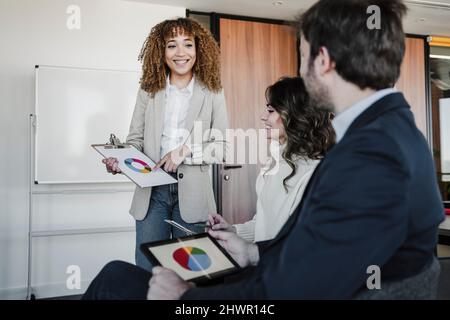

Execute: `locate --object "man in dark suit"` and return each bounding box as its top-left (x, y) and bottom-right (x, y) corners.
top-left (83, 0), bottom-right (445, 299)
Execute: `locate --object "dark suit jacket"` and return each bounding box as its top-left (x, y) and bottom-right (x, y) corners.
top-left (182, 93), bottom-right (445, 299)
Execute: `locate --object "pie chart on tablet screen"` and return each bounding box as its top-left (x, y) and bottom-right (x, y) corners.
top-left (173, 247), bottom-right (212, 271)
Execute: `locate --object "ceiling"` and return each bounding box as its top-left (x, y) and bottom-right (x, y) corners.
top-left (125, 0), bottom-right (450, 36)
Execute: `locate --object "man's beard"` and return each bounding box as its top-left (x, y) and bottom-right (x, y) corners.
top-left (304, 63), bottom-right (334, 112)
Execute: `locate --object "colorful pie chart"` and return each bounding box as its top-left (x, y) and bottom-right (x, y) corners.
top-left (173, 247), bottom-right (212, 272)
top-left (124, 158), bottom-right (151, 173)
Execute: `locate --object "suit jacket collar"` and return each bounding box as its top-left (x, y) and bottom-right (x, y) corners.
top-left (332, 89), bottom-right (397, 143)
top-left (184, 80), bottom-right (206, 133)
top-left (344, 92), bottom-right (409, 139)
top-left (153, 89), bottom-right (165, 153)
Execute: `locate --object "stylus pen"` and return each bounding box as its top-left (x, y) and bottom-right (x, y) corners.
top-left (193, 222), bottom-right (208, 228)
top-left (164, 219), bottom-right (196, 236)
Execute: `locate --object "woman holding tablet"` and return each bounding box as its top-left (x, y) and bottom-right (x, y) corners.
top-left (102, 18), bottom-right (228, 271)
top-left (208, 77), bottom-right (335, 242)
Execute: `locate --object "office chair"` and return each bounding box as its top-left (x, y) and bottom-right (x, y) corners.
top-left (354, 257), bottom-right (440, 299)
top-left (438, 257), bottom-right (450, 300)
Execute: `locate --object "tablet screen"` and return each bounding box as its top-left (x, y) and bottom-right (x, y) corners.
top-left (141, 234), bottom-right (240, 283)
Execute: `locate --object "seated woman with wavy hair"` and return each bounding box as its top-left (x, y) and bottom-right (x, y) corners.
top-left (209, 76), bottom-right (335, 242)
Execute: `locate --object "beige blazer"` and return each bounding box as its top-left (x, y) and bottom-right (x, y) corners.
top-left (126, 81), bottom-right (229, 222)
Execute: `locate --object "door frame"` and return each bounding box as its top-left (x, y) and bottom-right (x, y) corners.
top-left (405, 33), bottom-right (432, 149)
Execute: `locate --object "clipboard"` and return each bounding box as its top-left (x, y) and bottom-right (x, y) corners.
top-left (92, 134), bottom-right (178, 188)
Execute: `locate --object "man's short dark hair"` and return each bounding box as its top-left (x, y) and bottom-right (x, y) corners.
top-left (298, 0), bottom-right (408, 90)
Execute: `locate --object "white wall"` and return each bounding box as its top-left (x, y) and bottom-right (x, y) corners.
top-left (0, 0), bottom-right (185, 299)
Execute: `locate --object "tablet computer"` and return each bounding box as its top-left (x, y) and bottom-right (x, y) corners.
top-left (140, 233), bottom-right (241, 284)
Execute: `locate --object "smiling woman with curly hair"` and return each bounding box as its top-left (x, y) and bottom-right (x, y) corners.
top-left (101, 17), bottom-right (229, 271)
top-left (138, 18), bottom-right (222, 95)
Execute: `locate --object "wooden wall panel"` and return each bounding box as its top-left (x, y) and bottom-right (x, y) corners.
top-left (220, 19), bottom-right (298, 133)
top-left (396, 37), bottom-right (427, 136)
top-left (220, 18), bottom-right (298, 224)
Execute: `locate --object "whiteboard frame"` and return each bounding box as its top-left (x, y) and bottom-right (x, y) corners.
top-left (34, 64), bottom-right (140, 184)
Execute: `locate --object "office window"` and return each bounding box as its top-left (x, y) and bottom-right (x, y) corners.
top-left (430, 45), bottom-right (450, 201)
top-left (187, 12), bottom-right (211, 31)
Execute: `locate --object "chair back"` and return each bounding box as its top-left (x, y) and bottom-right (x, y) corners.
top-left (354, 257), bottom-right (440, 300)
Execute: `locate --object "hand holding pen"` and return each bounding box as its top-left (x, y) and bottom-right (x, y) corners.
top-left (205, 213), bottom-right (237, 233)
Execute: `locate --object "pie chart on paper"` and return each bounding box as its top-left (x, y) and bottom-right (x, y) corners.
top-left (173, 247), bottom-right (212, 271)
top-left (124, 158), bottom-right (152, 174)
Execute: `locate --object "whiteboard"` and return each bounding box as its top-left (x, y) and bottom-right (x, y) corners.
top-left (35, 65), bottom-right (140, 183)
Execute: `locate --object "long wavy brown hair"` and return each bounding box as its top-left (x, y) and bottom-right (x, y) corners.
top-left (265, 76), bottom-right (335, 191)
top-left (138, 17), bottom-right (222, 96)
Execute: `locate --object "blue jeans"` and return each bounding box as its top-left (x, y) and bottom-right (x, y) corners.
top-left (135, 182), bottom-right (205, 271)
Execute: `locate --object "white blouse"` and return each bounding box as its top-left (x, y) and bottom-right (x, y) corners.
top-left (234, 142), bottom-right (319, 242)
top-left (160, 76), bottom-right (195, 159)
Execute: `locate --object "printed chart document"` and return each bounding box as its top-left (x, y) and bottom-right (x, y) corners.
top-left (92, 145), bottom-right (177, 188)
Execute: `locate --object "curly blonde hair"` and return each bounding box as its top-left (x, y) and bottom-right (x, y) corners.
top-left (138, 17), bottom-right (222, 96)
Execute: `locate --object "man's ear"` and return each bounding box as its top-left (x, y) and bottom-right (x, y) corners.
top-left (315, 46), bottom-right (335, 76)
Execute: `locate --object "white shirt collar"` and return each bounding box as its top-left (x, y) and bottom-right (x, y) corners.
top-left (165, 75), bottom-right (195, 97)
top-left (332, 88), bottom-right (397, 143)
top-left (269, 140), bottom-right (284, 161)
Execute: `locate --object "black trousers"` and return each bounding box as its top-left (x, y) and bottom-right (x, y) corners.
top-left (83, 259), bottom-right (240, 300)
top-left (82, 261), bottom-right (151, 300)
